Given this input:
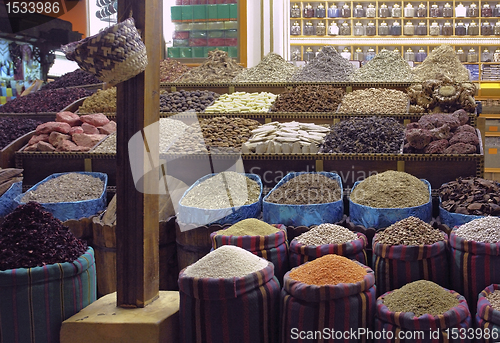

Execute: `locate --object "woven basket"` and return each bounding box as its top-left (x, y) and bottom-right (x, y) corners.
top-left (62, 17), bottom-right (148, 85)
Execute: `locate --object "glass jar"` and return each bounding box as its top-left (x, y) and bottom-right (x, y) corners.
top-left (495, 20), bottom-right (500, 35)
top-left (390, 20), bottom-right (402, 34)
top-left (404, 48), bottom-right (415, 61)
top-left (417, 2), bottom-right (426, 16)
top-left (366, 47), bottom-right (376, 61)
top-left (315, 47), bottom-right (323, 57)
top-left (495, 49), bottom-right (500, 62)
top-left (341, 47), bottom-right (352, 60)
top-left (415, 48), bottom-right (427, 62)
top-left (467, 2), bottom-right (479, 17)
top-left (394, 47), bottom-right (401, 55)
top-left (339, 21), bottom-right (351, 35)
top-left (430, 21), bottom-right (440, 35)
top-left (482, 48), bottom-right (493, 61)
top-left (354, 3), bottom-right (365, 17)
top-left (341, 3), bottom-right (351, 17)
top-left (366, 3), bottom-right (376, 17)
top-left (430, 2), bottom-right (441, 17)
top-left (482, 21), bottom-right (493, 35)
top-left (456, 48), bottom-right (467, 62)
top-left (455, 21), bottom-right (467, 35)
top-left (379, 3), bottom-right (390, 17)
top-left (415, 21), bottom-right (427, 34)
top-left (290, 3), bottom-right (301, 18)
top-left (354, 47), bottom-right (365, 60)
top-left (328, 3), bottom-right (340, 17)
top-left (404, 3), bottom-right (415, 17)
top-left (468, 20), bottom-right (480, 34)
top-left (455, 2), bottom-right (466, 17)
top-left (316, 3), bottom-right (326, 17)
top-left (443, 2), bottom-right (453, 17)
top-left (366, 21), bottom-right (376, 35)
top-left (304, 47), bottom-right (315, 61)
top-left (328, 21), bottom-right (340, 35)
top-left (353, 21), bottom-right (365, 35)
top-left (392, 3), bottom-right (402, 17)
top-left (291, 47), bottom-right (301, 61)
top-left (304, 21), bottom-right (315, 35)
top-left (379, 21), bottom-right (390, 35)
top-left (442, 21), bottom-right (453, 35)
top-left (468, 48), bottom-right (479, 62)
top-left (316, 21), bottom-right (326, 35)
top-left (483, 2), bottom-right (493, 17)
top-left (290, 21), bottom-right (301, 35)
top-left (404, 21), bottom-right (415, 35)
top-left (494, 3), bottom-right (500, 16)
top-left (303, 3), bottom-right (314, 17)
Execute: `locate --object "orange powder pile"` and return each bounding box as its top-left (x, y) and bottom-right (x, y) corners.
top-left (289, 254), bottom-right (367, 286)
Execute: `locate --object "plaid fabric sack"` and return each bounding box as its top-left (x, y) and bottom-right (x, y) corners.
top-left (475, 284), bottom-right (500, 343)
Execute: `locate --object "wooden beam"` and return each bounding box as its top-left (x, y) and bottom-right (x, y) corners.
top-left (116, 0), bottom-right (161, 308)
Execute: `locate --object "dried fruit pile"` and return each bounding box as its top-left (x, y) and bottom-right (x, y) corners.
top-left (0, 118), bottom-right (42, 149)
top-left (42, 69), bottom-right (101, 90)
top-left (160, 59), bottom-right (189, 83)
top-left (0, 88), bottom-right (91, 113)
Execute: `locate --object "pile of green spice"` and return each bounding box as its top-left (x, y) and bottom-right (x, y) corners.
top-left (217, 218), bottom-right (279, 236)
top-left (352, 50), bottom-right (413, 83)
top-left (383, 280), bottom-right (459, 317)
top-left (375, 217), bottom-right (445, 245)
top-left (266, 173), bottom-right (341, 205)
top-left (294, 223), bottom-right (358, 246)
top-left (180, 172), bottom-right (260, 209)
top-left (350, 171), bottom-right (429, 208)
top-left (486, 290), bottom-right (500, 311)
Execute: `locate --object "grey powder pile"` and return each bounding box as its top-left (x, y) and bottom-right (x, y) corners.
top-left (455, 216), bottom-right (500, 243)
top-left (21, 173), bottom-right (104, 203)
top-left (352, 50), bottom-right (413, 82)
top-left (292, 46), bottom-right (355, 82)
top-left (184, 245), bottom-right (268, 278)
top-left (412, 45), bottom-right (470, 82)
top-left (294, 223), bottom-right (358, 246)
top-left (233, 52), bottom-right (298, 83)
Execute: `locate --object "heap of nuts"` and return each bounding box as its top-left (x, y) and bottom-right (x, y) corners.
top-left (270, 86), bottom-right (344, 113)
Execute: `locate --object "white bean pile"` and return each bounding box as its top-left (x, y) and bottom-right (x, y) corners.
top-left (184, 245), bottom-right (268, 278)
top-left (159, 118), bottom-right (189, 152)
top-left (294, 224), bottom-right (358, 246)
top-left (455, 216), bottom-right (500, 243)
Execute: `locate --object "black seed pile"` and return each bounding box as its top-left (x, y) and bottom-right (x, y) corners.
top-left (0, 202), bottom-right (88, 270)
top-left (0, 118), bottom-right (42, 149)
top-left (0, 88), bottom-right (92, 113)
top-left (320, 116), bottom-right (404, 153)
top-left (159, 90), bottom-right (220, 113)
top-left (42, 69), bottom-right (101, 90)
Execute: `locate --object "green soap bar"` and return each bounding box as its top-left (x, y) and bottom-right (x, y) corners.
top-left (193, 5), bottom-right (207, 20)
top-left (228, 46), bottom-right (238, 58)
top-left (182, 5), bottom-right (193, 21)
top-left (229, 4), bottom-right (238, 20)
top-left (217, 4), bottom-right (229, 19)
top-left (192, 47), bottom-right (205, 58)
top-left (171, 6), bottom-right (182, 21)
top-left (179, 47), bottom-right (193, 58)
top-left (168, 47), bottom-right (180, 58)
top-left (207, 5), bottom-right (218, 20)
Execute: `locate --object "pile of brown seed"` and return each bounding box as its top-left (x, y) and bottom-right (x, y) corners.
top-left (486, 290), bottom-right (500, 311)
top-left (383, 280), bottom-right (459, 318)
top-left (375, 216), bottom-right (445, 245)
top-left (337, 88), bottom-right (409, 114)
top-left (270, 85), bottom-right (345, 112)
top-left (176, 50), bottom-right (244, 83)
top-left (412, 45), bottom-right (470, 82)
top-left (79, 87), bottom-right (116, 113)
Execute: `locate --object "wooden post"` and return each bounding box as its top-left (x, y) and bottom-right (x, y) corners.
top-left (116, 0), bottom-right (161, 308)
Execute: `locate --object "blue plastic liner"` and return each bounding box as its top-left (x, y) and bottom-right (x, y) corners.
top-left (15, 172), bottom-right (108, 222)
top-left (439, 202), bottom-right (484, 229)
top-left (262, 172), bottom-right (344, 227)
top-left (349, 179), bottom-right (432, 229)
top-left (0, 181), bottom-right (21, 217)
top-left (177, 173), bottom-right (263, 226)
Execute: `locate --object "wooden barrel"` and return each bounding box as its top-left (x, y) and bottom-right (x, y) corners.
top-left (65, 215), bottom-right (94, 247)
top-left (175, 221), bottom-right (231, 271)
top-left (92, 216), bottom-right (178, 297)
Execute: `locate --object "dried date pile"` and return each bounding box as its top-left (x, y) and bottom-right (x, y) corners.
top-left (233, 52), bottom-right (298, 83)
top-left (0, 117), bottom-right (42, 149)
top-left (404, 110), bottom-right (479, 154)
top-left (320, 116), bottom-right (404, 154)
top-left (0, 202), bottom-right (87, 270)
top-left (176, 50), bottom-right (244, 83)
top-left (270, 85), bottom-right (345, 112)
top-left (412, 45), bottom-right (470, 82)
top-left (337, 88), bottom-right (409, 114)
top-left (0, 88), bottom-right (91, 113)
top-left (79, 87), bottom-right (116, 113)
top-left (42, 69), bottom-right (101, 90)
top-left (292, 46), bottom-right (354, 82)
top-left (352, 50), bottom-right (413, 83)
top-left (266, 173), bottom-right (341, 205)
top-left (160, 90), bottom-right (219, 113)
top-left (160, 59), bottom-right (189, 83)
top-left (439, 177), bottom-right (500, 216)
top-left (167, 116), bottom-right (260, 153)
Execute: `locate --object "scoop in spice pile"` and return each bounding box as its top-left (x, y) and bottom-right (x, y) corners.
top-left (375, 216), bottom-right (445, 246)
top-left (293, 223), bottom-right (358, 246)
top-left (350, 170), bottom-right (429, 208)
top-left (217, 218), bottom-right (279, 236)
top-left (382, 280), bottom-right (459, 318)
top-left (289, 254), bottom-right (367, 286)
top-left (0, 202), bottom-right (87, 270)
